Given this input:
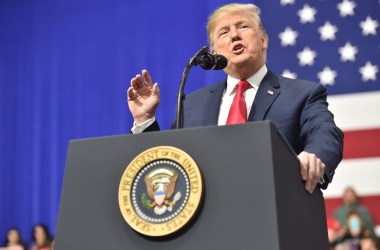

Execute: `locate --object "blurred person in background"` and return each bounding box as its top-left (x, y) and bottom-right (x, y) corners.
top-left (359, 237), bottom-right (379, 250)
top-left (335, 211), bottom-right (372, 250)
top-left (1, 228), bottom-right (26, 250)
top-left (327, 217), bottom-right (343, 249)
top-left (29, 224), bottom-right (53, 250)
top-left (334, 186), bottom-right (375, 237)
top-left (360, 238), bottom-right (379, 250)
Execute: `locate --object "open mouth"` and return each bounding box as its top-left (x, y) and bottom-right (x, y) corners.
top-left (232, 44), bottom-right (244, 53)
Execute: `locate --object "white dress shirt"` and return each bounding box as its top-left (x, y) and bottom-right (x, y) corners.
top-left (218, 65), bottom-right (267, 125)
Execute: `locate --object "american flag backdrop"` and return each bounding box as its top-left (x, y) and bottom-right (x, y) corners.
top-left (0, 0), bottom-right (378, 241)
top-left (257, 0), bottom-right (380, 232)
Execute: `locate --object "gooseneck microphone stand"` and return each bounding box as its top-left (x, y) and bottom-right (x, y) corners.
top-left (174, 46), bottom-right (228, 129)
top-left (174, 46), bottom-right (209, 129)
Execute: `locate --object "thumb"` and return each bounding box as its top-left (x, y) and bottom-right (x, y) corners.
top-left (152, 83), bottom-right (160, 95)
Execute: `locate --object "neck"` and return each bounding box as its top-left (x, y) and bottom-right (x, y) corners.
top-left (225, 62), bottom-right (265, 80)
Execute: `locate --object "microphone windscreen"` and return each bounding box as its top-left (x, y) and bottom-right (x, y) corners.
top-left (213, 54), bottom-right (227, 70)
top-left (197, 53), bottom-right (227, 70)
top-left (197, 54), bottom-right (214, 70)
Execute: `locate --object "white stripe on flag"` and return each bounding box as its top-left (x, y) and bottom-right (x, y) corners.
top-left (327, 91), bottom-right (380, 130)
top-left (323, 157), bottom-right (380, 198)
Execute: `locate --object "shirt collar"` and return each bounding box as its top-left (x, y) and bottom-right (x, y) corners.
top-left (226, 64), bottom-right (268, 96)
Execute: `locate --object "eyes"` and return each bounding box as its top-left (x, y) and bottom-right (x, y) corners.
top-left (217, 23), bottom-right (250, 38)
top-left (218, 30), bottom-right (228, 37)
top-left (239, 24), bottom-right (249, 29)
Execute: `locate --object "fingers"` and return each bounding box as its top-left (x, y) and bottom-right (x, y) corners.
top-left (298, 151), bottom-right (325, 194)
top-left (142, 69), bottom-right (153, 87)
top-left (298, 152), bottom-right (308, 181)
top-left (130, 69), bottom-right (153, 89)
top-left (131, 74), bottom-right (144, 89)
top-left (127, 69), bottom-right (159, 101)
top-left (127, 86), bottom-right (135, 100)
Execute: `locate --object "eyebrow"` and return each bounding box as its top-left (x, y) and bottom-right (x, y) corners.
top-left (216, 20), bottom-right (249, 33)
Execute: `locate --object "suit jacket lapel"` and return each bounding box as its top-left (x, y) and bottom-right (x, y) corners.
top-left (248, 70), bottom-right (281, 121)
top-left (203, 79), bottom-right (226, 125)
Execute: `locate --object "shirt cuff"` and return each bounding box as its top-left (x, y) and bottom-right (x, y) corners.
top-left (318, 174), bottom-right (325, 185)
top-left (131, 117), bottom-right (156, 134)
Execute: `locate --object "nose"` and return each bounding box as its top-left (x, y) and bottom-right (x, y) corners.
top-left (230, 27), bottom-right (240, 42)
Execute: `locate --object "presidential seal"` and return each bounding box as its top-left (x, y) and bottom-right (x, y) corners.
top-left (118, 146), bottom-right (203, 237)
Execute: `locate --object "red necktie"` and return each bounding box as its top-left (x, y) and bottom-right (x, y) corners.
top-left (226, 80), bottom-right (251, 124)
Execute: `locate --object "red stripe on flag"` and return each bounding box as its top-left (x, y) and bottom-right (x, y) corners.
top-left (343, 128), bottom-right (380, 159)
top-left (325, 195), bottom-right (380, 226)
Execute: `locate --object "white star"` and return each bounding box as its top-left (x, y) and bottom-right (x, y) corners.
top-left (318, 21), bottom-right (338, 41)
top-left (279, 27), bottom-right (298, 46)
top-left (338, 42), bottom-right (358, 62)
top-left (317, 67), bottom-right (337, 86)
top-left (337, 0), bottom-right (356, 17)
top-left (280, 0), bottom-right (295, 5)
top-left (360, 16), bottom-right (379, 36)
top-left (297, 4), bottom-right (317, 24)
top-left (359, 61), bottom-right (379, 81)
top-left (282, 69), bottom-right (298, 79)
top-left (297, 47), bottom-right (317, 66)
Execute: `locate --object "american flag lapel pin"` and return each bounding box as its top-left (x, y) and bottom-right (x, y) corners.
top-left (267, 90), bottom-right (274, 96)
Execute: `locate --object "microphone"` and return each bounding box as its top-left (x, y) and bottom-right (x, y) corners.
top-left (196, 53), bottom-right (227, 70)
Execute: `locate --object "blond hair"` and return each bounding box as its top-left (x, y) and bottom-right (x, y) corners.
top-left (207, 3), bottom-right (268, 48)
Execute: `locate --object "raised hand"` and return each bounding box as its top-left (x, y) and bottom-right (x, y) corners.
top-left (127, 69), bottom-right (160, 125)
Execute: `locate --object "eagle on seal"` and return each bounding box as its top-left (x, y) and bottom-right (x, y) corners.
top-left (144, 168), bottom-right (179, 210)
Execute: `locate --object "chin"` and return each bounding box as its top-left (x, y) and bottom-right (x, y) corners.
top-left (230, 59), bottom-right (250, 69)
top-left (231, 53), bottom-right (252, 63)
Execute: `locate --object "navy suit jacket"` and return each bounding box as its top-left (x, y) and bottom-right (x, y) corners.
top-left (149, 70), bottom-right (344, 188)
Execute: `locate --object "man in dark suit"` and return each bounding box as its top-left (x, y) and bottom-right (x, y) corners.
top-left (127, 3), bottom-right (344, 193)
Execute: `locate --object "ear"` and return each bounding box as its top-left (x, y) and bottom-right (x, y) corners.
top-left (261, 38), bottom-right (268, 50)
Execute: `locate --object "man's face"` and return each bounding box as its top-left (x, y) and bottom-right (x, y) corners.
top-left (211, 11), bottom-right (268, 78)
